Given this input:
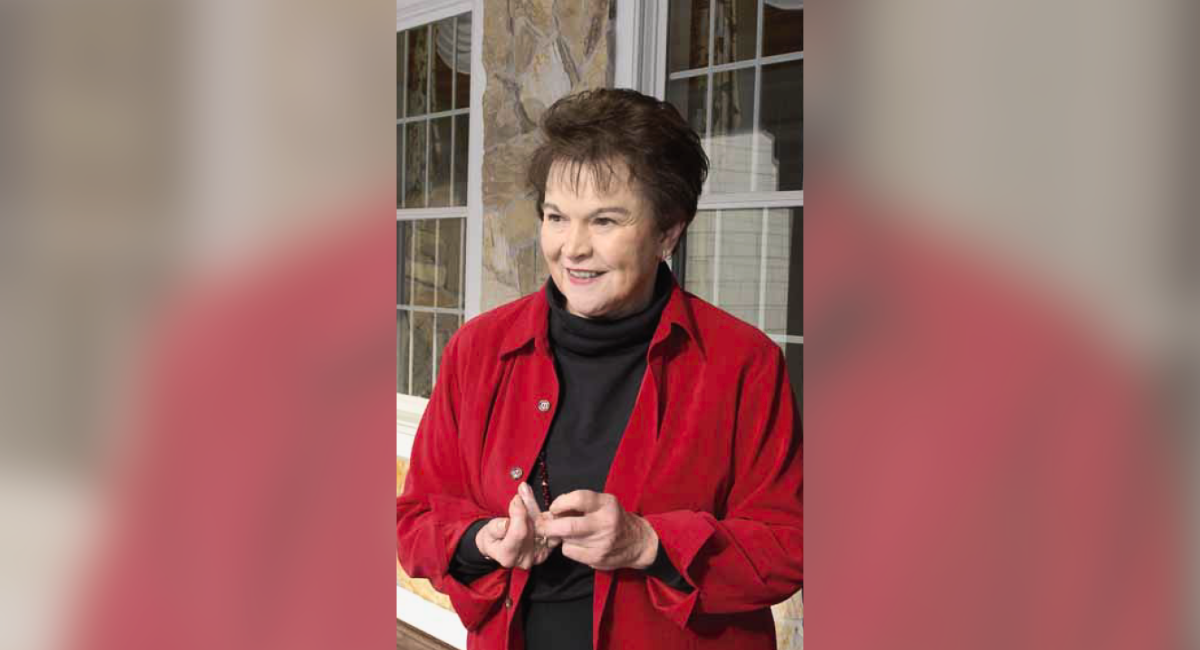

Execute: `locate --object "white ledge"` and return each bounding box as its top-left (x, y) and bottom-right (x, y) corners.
top-left (397, 585), bottom-right (467, 649)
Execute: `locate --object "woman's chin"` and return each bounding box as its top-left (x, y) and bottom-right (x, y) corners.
top-left (566, 302), bottom-right (605, 319)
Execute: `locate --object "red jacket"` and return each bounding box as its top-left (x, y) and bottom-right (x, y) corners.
top-left (396, 279), bottom-right (803, 650)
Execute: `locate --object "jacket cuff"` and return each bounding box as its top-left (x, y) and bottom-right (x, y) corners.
top-left (437, 517), bottom-right (507, 630)
top-left (450, 518), bottom-right (500, 584)
top-left (642, 511), bottom-right (717, 629)
top-left (643, 540), bottom-right (694, 593)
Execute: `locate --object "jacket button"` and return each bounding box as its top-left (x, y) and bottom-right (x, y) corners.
top-left (509, 466), bottom-right (523, 480)
top-left (537, 399), bottom-right (550, 412)
top-left (504, 597), bottom-right (513, 608)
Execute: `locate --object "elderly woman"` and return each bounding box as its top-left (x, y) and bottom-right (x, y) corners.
top-left (396, 88), bottom-right (802, 650)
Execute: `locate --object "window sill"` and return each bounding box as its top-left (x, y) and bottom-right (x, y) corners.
top-left (397, 393), bottom-right (428, 459)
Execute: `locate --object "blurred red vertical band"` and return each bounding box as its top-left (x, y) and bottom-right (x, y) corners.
top-left (71, 201), bottom-right (397, 650)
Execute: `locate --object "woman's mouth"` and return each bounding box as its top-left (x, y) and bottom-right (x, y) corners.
top-left (566, 269), bottom-right (604, 283)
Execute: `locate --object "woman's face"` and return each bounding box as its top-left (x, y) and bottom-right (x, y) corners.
top-left (540, 161), bottom-right (683, 319)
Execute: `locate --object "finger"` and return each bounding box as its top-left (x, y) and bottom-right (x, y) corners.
top-left (548, 490), bottom-right (604, 517)
top-left (533, 511), bottom-right (557, 538)
top-left (504, 496), bottom-right (530, 544)
top-left (483, 517), bottom-right (509, 540)
top-left (533, 513), bottom-right (563, 549)
top-left (476, 518), bottom-right (507, 559)
top-left (518, 482), bottom-right (542, 516)
top-left (559, 541), bottom-right (595, 568)
top-left (540, 515), bottom-right (593, 540)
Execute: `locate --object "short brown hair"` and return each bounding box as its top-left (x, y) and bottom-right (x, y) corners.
top-left (526, 88), bottom-right (709, 234)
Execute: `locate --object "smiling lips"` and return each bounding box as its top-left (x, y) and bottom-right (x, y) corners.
top-left (566, 268), bottom-right (605, 283)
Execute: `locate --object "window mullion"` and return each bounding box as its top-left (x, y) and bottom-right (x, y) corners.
top-left (750, 0), bottom-right (765, 193)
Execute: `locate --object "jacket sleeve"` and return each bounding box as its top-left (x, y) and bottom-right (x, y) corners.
top-left (396, 336), bottom-right (508, 631)
top-left (642, 345), bottom-right (803, 629)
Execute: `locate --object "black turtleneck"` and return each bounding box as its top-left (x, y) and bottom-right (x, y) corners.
top-left (450, 265), bottom-right (690, 649)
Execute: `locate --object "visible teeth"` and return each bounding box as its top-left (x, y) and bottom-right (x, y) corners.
top-left (568, 270), bottom-right (601, 279)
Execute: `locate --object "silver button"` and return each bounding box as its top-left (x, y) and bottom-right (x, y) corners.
top-left (509, 466), bottom-right (523, 480)
top-left (504, 597), bottom-right (513, 608)
top-left (537, 399), bottom-right (551, 412)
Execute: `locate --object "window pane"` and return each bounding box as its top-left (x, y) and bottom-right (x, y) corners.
top-left (708, 67), bottom-right (756, 193)
top-left (428, 118), bottom-right (452, 207)
top-left (396, 32), bottom-right (406, 119)
top-left (406, 25), bottom-right (429, 117)
top-left (397, 221), bottom-right (411, 305)
top-left (714, 0), bottom-right (757, 65)
top-left (666, 75), bottom-right (708, 140)
top-left (434, 313), bottom-right (460, 378)
top-left (763, 3), bottom-right (803, 57)
top-left (410, 219), bottom-right (438, 307)
top-left (403, 121), bottom-right (427, 208)
top-left (438, 218), bottom-right (464, 309)
top-left (786, 206), bottom-right (802, 337)
top-left (411, 312), bottom-right (434, 398)
top-left (683, 211), bottom-right (716, 302)
top-left (763, 208), bottom-right (793, 336)
top-left (784, 342), bottom-right (802, 409)
top-left (668, 0), bottom-right (711, 72)
top-left (453, 114), bottom-right (469, 206)
top-left (760, 60), bottom-right (803, 191)
top-left (396, 310), bottom-right (410, 394)
top-left (432, 17), bottom-right (455, 114)
top-left (715, 209), bottom-right (761, 326)
top-left (395, 126), bottom-right (405, 209)
top-left (454, 14), bottom-right (471, 110)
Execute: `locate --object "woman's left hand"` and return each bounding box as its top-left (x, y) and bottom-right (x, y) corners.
top-left (537, 490), bottom-right (659, 571)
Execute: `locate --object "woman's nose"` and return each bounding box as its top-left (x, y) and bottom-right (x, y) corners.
top-left (562, 223), bottom-right (590, 259)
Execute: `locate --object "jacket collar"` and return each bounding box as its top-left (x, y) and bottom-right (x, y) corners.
top-left (498, 270), bottom-right (706, 360)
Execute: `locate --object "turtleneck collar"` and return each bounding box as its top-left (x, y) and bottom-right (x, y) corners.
top-left (545, 263), bottom-right (673, 357)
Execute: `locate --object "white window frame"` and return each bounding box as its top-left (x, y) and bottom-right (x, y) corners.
top-left (396, 3), bottom-right (481, 645)
top-left (396, 0), bottom-right (483, 446)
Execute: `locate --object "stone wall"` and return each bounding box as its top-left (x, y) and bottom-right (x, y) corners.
top-left (479, 0), bottom-right (614, 310)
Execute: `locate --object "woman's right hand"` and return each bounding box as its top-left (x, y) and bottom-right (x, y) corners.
top-left (475, 483), bottom-right (560, 570)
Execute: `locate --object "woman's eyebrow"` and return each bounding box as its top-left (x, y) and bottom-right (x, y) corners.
top-left (542, 202), bottom-right (632, 219)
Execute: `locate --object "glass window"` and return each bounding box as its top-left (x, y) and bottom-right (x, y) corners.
top-left (397, 218), bottom-right (467, 397)
top-left (397, 14), bottom-right (472, 210)
top-left (397, 11), bottom-right (472, 398)
top-left (763, 0), bottom-right (803, 57)
top-left (683, 207), bottom-right (800, 338)
top-left (664, 0), bottom-right (804, 194)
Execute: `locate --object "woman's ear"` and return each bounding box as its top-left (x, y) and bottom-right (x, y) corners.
top-left (660, 222), bottom-right (686, 260)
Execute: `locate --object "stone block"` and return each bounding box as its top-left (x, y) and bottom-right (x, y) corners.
top-left (552, 0), bottom-right (609, 72)
top-left (518, 45), bottom-right (572, 124)
top-left (482, 0), bottom-right (514, 73)
top-left (508, 0), bottom-right (553, 34)
top-left (578, 45), bottom-right (612, 92)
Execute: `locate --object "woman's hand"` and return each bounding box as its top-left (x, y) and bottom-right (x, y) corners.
top-left (538, 490), bottom-right (659, 571)
top-left (475, 483), bottom-right (560, 570)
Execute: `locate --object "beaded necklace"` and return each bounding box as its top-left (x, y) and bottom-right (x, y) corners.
top-left (536, 447), bottom-right (552, 509)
